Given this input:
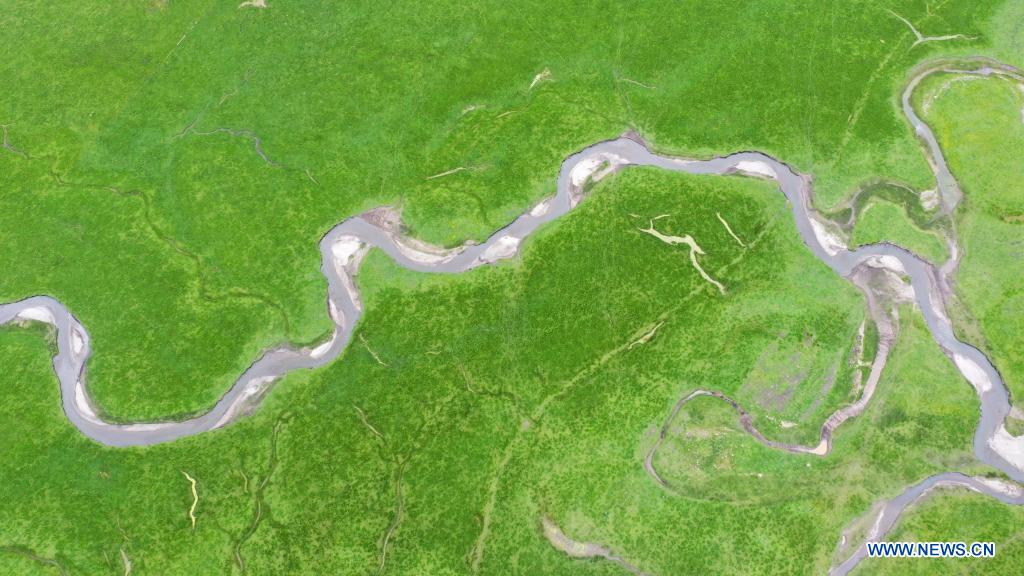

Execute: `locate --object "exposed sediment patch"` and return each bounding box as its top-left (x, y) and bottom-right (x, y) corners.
top-left (181, 470), bottom-right (199, 530)
top-left (639, 218), bottom-right (726, 295)
top-left (716, 211), bottom-right (746, 247)
top-left (529, 68), bottom-right (552, 90)
top-left (120, 547), bottom-right (132, 576)
top-left (541, 516), bottom-right (653, 576)
top-left (888, 10), bottom-right (976, 49)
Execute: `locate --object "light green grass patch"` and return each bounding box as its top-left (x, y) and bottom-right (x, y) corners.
top-left (851, 200), bottom-right (947, 263)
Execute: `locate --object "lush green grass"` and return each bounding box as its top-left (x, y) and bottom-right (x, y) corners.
top-left (2, 1), bottom-right (1023, 574)
top-left (851, 199), bottom-right (948, 263)
top-left (0, 169), bottom-right (987, 574)
top-left (0, 0), bottom-right (1004, 418)
top-left (914, 72), bottom-right (1024, 408)
top-left (512, 304), bottom-right (981, 576)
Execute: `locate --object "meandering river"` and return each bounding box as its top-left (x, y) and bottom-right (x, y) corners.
top-left (1, 56), bottom-right (1022, 576)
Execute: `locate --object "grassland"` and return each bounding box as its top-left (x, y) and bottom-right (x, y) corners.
top-left (912, 71), bottom-right (1024, 408)
top-left (850, 199), bottom-right (947, 263)
top-left (856, 491), bottom-right (1024, 575)
top-left (0, 169), bottom-right (990, 574)
top-left (0, 0), bottom-right (1003, 419)
top-left (2, 0), bottom-right (1024, 574)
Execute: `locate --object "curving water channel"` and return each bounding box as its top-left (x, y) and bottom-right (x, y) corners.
top-left (830, 472), bottom-right (1024, 575)
top-left (2, 57), bottom-right (1024, 574)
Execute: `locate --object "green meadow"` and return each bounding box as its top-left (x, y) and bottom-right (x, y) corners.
top-left (1, 0), bottom-right (1023, 574)
top-left (0, 168), bottom-right (993, 574)
top-left (0, 0), bottom-right (999, 419)
top-left (847, 188), bottom-right (948, 265)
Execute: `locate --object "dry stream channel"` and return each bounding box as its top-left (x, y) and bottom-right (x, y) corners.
top-left (1, 57), bottom-right (1023, 574)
